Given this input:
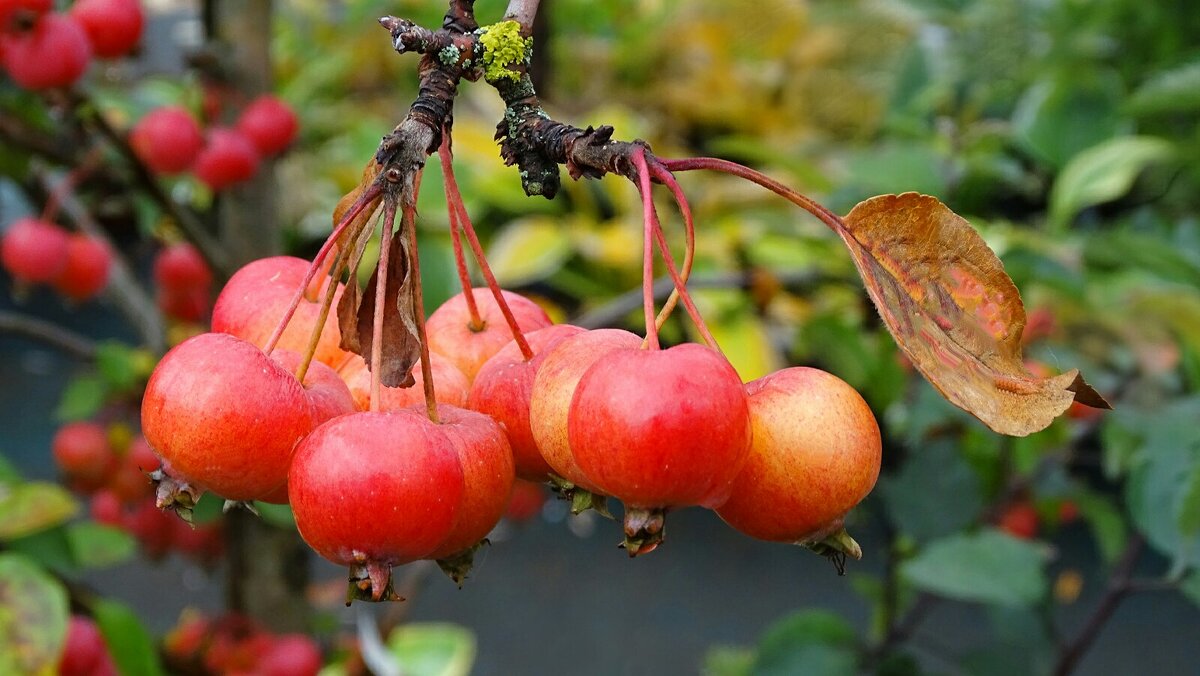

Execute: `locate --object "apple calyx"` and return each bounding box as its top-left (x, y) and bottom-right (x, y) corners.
top-left (435, 540), bottom-right (487, 588)
top-left (621, 507), bottom-right (666, 557)
top-left (151, 468), bottom-right (201, 522)
top-left (803, 525), bottom-right (862, 576)
top-left (347, 559), bottom-right (403, 604)
top-left (547, 474), bottom-right (612, 519)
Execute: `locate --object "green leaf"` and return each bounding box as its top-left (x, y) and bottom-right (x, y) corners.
top-left (1181, 572), bottom-right (1200, 609)
top-left (487, 216), bottom-right (572, 286)
top-left (1122, 397), bottom-right (1200, 565)
top-left (0, 482), bottom-right (79, 540)
top-left (387, 623), bottom-right (476, 676)
top-left (95, 342), bottom-right (141, 393)
top-left (0, 454), bottom-right (21, 484)
top-left (65, 524), bottom-right (136, 569)
top-left (900, 530), bottom-right (1047, 607)
top-left (92, 599), bottom-right (165, 676)
top-left (1049, 136), bottom-right (1174, 227)
top-left (751, 610), bottom-right (859, 676)
top-left (0, 553), bottom-right (69, 676)
top-left (4, 527), bottom-right (77, 573)
top-left (54, 375), bottom-right (108, 423)
top-left (702, 646), bottom-right (755, 676)
top-left (189, 492), bottom-right (225, 525)
top-left (1012, 77), bottom-right (1127, 169)
top-left (1178, 465), bottom-right (1200, 538)
top-left (1127, 61), bottom-right (1200, 116)
top-left (880, 442), bottom-right (984, 544)
top-left (253, 502), bottom-right (296, 529)
top-left (1074, 492), bottom-right (1127, 564)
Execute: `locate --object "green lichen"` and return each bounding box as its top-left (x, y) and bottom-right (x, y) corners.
top-left (438, 44), bottom-right (461, 66)
top-left (478, 20), bottom-right (533, 83)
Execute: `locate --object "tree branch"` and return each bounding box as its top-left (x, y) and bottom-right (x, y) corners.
top-left (40, 170), bottom-right (167, 354)
top-left (1052, 534), bottom-right (1145, 676)
top-left (504, 0), bottom-right (541, 33)
top-left (0, 310), bottom-right (97, 359)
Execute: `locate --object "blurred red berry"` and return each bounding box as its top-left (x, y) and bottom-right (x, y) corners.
top-left (59, 615), bottom-right (109, 676)
top-left (1, 217), bottom-right (70, 284)
top-left (194, 128), bottom-right (260, 191)
top-left (505, 479), bottom-right (546, 523)
top-left (260, 634), bottom-right (322, 676)
top-left (131, 107), bottom-right (205, 175)
top-left (69, 0), bottom-right (143, 59)
top-left (998, 502), bottom-right (1039, 540)
top-left (153, 243), bottom-right (211, 292)
top-left (52, 422), bottom-right (115, 490)
top-left (53, 234), bottom-right (111, 301)
top-left (236, 95), bottom-right (299, 156)
top-left (0, 12), bottom-right (90, 89)
top-left (89, 489), bottom-right (124, 526)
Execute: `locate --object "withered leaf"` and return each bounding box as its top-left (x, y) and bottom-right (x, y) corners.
top-left (332, 160), bottom-right (384, 251)
top-left (349, 223), bottom-right (421, 389)
top-left (840, 193), bottom-right (1109, 436)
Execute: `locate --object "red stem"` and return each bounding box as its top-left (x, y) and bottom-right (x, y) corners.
top-left (442, 148), bottom-right (535, 361)
top-left (649, 162), bottom-right (696, 331)
top-left (294, 245), bottom-right (348, 384)
top-left (650, 216), bottom-right (718, 350)
top-left (370, 200), bottom-right (399, 413)
top-left (41, 153), bottom-right (99, 224)
top-left (633, 147), bottom-right (660, 351)
top-left (265, 182), bottom-right (382, 355)
top-left (404, 188), bottom-right (440, 424)
top-left (661, 157), bottom-right (845, 233)
top-left (438, 137), bottom-right (483, 329)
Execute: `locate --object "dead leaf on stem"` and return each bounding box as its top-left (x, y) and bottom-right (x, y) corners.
top-left (840, 193), bottom-right (1109, 436)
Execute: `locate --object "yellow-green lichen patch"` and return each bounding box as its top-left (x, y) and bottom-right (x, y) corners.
top-left (478, 20), bottom-right (533, 83)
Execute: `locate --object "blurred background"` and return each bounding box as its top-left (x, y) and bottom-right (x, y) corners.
top-left (2, 0), bottom-right (1199, 674)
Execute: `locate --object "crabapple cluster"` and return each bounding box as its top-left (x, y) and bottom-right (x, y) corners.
top-left (141, 249), bottom-right (883, 598)
top-left (0, 217), bottom-right (111, 300)
top-left (163, 610), bottom-right (322, 676)
top-left (0, 0), bottom-right (142, 89)
top-left (130, 95), bottom-right (298, 191)
top-left (52, 421), bottom-right (222, 563)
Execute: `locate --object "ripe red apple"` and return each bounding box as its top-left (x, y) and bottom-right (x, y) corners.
top-left (288, 411), bottom-right (465, 600)
top-left (53, 234), bottom-right (111, 301)
top-left (425, 288), bottom-right (552, 382)
top-left (528, 328), bottom-right (642, 492)
top-left (107, 436), bottom-right (158, 504)
top-left (236, 95), bottom-right (299, 156)
top-left (338, 351), bottom-right (468, 411)
top-left (153, 242), bottom-right (211, 291)
top-left (69, 0), bottom-right (142, 59)
top-left (504, 479), bottom-right (546, 522)
top-left (52, 421), bottom-right (115, 490)
top-left (570, 343), bottom-right (752, 510)
top-left (193, 128), bottom-right (260, 191)
top-left (468, 323), bottom-right (585, 480)
top-left (212, 256), bottom-right (350, 368)
top-left (141, 332), bottom-right (354, 503)
top-left (390, 405), bottom-right (515, 564)
top-left (1, 12), bottom-right (90, 90)
top-left (1, 217), bottom-right (69, 284)
top-left (130, 107), bottom-right (205, 175)
top-left (716, 367), bottom-right (881, 543)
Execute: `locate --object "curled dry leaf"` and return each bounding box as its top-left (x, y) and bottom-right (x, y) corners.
top-left (840, 193), bottom-right (1109, 436)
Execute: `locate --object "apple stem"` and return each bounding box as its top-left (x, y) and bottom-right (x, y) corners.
top-left (369, 200), bottom-right (398, 413)
top-left (651, 216), bottom-right (719, 350)
top-left (442, 148), bottom-right (535, 362)
top-left (438, 135), bottom-right (484, 330)
top-left (661, 157), bottom-right (845, 235)
top-left (265, 182), bottom-right (383, 356)
top-left (632, 147), bottom-right (661, 351)
top-left (403, 185), bottom-right (441, 424)
top-left (294, 244), bottom-right (349, 384)
top-left (648, 162), bottom-right (696, 332)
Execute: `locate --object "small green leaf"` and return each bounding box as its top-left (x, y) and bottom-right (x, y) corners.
top-left (55, 376), bottom-right (108, 422)
top-left (4, 527), bottom-right (77, 573)
top-left (1181, 572), bottom-right (1200, 609)
top-left (1127, 61), bottom-right (1200, 116)
top-left (880, 442), bottom-right (984, 544)
top-left (1177, 465), bottom-right (1200, 537)
top-left (65, 524), bottom-right (136, 569)
top-left (0, 553), bottom-right (69, 676)
top-left (0, 482), bottom-right (79, 540)
top-left (901, 530), bottom-right (1048, 607)
top-left (189, 492), bottom-right (225, 525)
top-left (253, 502), bottom-right (296, 529)
top-left (95, 342), bottom-right (141, 393)
top-left (702, 646), bottom-right (755, 676)
top-left (1074, 492), bottom-right (1127, 564)
top-left (1049, 136), bottom-right (1173, 227)
top-left (751, 610), bottom-right (859, 676)
top-left (387, 623), bottom-right (476, 676)
top-left (1012, 77), bottom-right (1126, 170)
top-left (487, 216), bottom-right (572, 286)
top-left (92, 599), bottom-right (165, 676)
top-left (0, 455), bottom-right (21, 484)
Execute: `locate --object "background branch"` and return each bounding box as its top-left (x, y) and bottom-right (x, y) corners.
top-left (504, 0), bottom-right (541, 33)
top-left (0, 310), bottom-right (97, 359)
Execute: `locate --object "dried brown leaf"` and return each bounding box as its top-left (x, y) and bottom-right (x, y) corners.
top-left (352, 224), bottom-right (420, 389)
top-left (840, 193), bottom-right (1109, 436)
